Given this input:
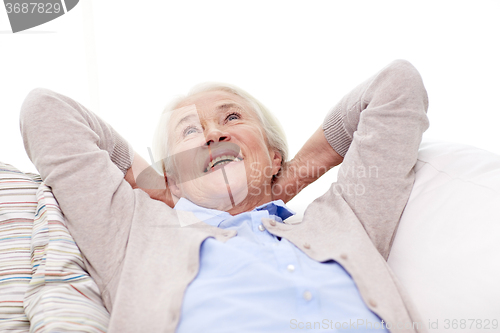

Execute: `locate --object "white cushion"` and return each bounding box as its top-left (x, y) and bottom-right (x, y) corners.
top-left (388, 139), bottom-right (500, 330)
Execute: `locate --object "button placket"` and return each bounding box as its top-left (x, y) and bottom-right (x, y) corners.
top-left (253, 214), bottom-right (279, 246)
top-left (296, 286), bottom-right (319, 314)
top-left (269, 231), bottom-right (301, 278)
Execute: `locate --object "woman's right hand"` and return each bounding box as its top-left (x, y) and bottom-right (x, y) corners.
top-left (125, 153), bottom-right (175, 208)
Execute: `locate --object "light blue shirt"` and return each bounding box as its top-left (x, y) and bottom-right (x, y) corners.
top-left (174, 198), bottom-right (389, 333)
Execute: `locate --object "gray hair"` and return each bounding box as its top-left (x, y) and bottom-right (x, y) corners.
top-left (152, 82), bottom-right (289, 178)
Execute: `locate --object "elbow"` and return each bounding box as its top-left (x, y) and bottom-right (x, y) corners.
top-left (384, 59), bottom-right (426, 88)
top-left (20, 88), bottom-right (57, 119)
top-left (386, 59), bottom-right (421, 79)
top-left (19, 88), bottom-right (61, 155)
top-left (20, 87), bottom-right (61, 133)
top-left (375, 59), bottom-right (429, 113)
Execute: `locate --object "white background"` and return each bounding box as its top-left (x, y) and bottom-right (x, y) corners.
top-left (1, 0), bottom-right (500, 212)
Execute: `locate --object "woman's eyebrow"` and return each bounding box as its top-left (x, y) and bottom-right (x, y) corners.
top-left (174, 114), bottom-right (200, 131)
top-left (216, 103), bottom-right (243, 112)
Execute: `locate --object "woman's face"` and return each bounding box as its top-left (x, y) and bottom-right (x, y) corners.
top-left (166, 90), bottom-right (282, 212)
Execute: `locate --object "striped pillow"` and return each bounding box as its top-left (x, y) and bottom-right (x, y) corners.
top-left (24, 183), bottom-right (110, 332)
top-left (0, 162), bottom-right (40, 332)
top-left (1, 161), bottom-right (110, 332)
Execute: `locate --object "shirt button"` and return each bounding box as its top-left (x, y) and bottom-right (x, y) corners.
top-left (303, 242), bottom-right (311, 249)
top-left (287, 264), bottom-right (295, 272)
top-left (369, 299), bottom-right (377, 307)
top-left (258, 224), bottom-right (265, 232)
top-left (340, 253), bottom-right (348, 260)
top-left (269, 219), bottom-right (276, 226)
top-left (303, 291), bottom-right (313, 301)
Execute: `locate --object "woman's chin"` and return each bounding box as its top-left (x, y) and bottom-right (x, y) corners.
top-left (181, 161), bottom-right (249, 210)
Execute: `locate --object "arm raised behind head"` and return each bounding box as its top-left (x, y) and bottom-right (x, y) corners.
top-left (273, 59), bottom-right (429, 259)
top-left (20, 88), bottom-right (139, 292)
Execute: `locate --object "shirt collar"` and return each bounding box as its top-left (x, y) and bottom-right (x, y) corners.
top-left (173, 197), bottom-right (296, 227)
top-left (253, 200), bottom-right (295, 222)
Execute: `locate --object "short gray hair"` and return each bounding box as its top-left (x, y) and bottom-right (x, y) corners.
top-left (152, 82), bottom-right (289, 177)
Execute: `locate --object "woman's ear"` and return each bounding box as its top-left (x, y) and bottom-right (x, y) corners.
top-left (165, 170), bottom-right (182, 199)
top-left (271, 150), bottom-right (283, 177)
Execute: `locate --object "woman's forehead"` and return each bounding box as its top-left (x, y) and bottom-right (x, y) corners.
top-left (176, 90), bottom-right (250, 114)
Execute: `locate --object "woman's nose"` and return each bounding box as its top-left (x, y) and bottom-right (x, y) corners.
top-left (204, 125), bottom-right (231, 145)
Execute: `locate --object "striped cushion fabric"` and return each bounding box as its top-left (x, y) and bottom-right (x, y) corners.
top-left (24, 183), bottom-right (110, 332)
top-left (1, 161), bottom-right (110, 332)
top-left (0, 162), bottom-right (40, 332)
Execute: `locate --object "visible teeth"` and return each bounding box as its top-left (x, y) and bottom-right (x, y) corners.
top-left (205, 155), bottom-right (242, 172)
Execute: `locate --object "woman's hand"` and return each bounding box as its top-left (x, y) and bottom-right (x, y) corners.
top-left (124, 153), bottom-right (175, 208)
top-left (272, 126), bottom-right (344, 203)
top-left (271, 159), bottom-right (303, 204)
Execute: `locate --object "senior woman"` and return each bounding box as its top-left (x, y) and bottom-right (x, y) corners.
top-left (20, 59), bottom-right (429, 332)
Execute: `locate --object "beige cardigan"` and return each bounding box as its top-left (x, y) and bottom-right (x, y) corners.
top-left (20, 59), bottom-right (429, 333)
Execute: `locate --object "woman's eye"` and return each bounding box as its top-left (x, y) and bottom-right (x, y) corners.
top-left (183, 126), bottom-right (199, 137)
top-left (226, 113), bottom-right (240, 122)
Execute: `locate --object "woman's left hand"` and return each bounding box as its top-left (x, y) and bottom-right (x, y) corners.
top-left (271, 160), bottom-right (302, 203)
top-left (271, 125), bottom-right (344, 203)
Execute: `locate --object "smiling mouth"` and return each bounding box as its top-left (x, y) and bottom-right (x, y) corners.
top-left (204, 155), bottom-right (243, 173)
